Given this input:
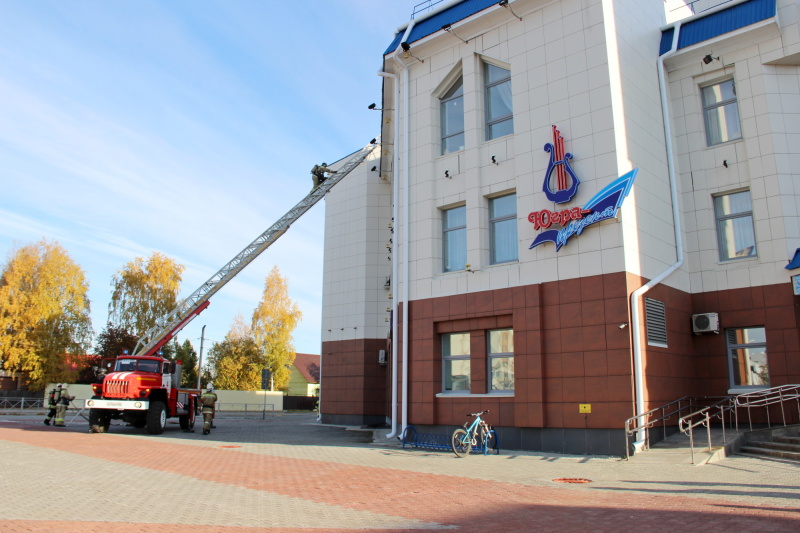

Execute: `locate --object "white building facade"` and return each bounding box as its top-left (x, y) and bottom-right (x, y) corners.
top-left (320, 0), bottom-right (800, 455)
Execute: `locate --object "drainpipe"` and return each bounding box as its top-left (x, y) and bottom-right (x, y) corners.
top-left (631, 21), bottom-right (683, 452)
top-left (381, 0), bottom-right (464, 441)
top-left (378, 69), bottom-right (400, 439)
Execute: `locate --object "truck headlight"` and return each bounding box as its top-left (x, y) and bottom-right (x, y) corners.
top-left (87, 400), bottom-right (95, 407)
top-left (134, 402), bottom-right (142, 408)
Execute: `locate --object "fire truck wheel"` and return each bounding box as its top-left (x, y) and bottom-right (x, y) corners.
top-left (146, 401), bottom-right (167, 435)
top-left (179, 406), bottom-right (195, 430)
top-left (89, 409), bottom-right (109, 433)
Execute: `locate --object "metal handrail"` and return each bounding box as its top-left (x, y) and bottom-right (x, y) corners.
top-left (735, 384), bottom-right (800, 431)
top-left (624, 395), bottom-right (726, 459)
top-left (0, 397), bottom-right (46, 410)
top-left (678, 396), bottom-right (737, 464)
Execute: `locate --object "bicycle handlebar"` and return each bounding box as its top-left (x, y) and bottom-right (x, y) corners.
top-left (466, 410), bottom-right (489, 417)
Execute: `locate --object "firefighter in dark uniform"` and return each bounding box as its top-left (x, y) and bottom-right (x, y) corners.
top-left (311, 163), bottom-right (337, 190)
top-left (201, 383), bottom-right (218, 435)
top-left (53, 384), bottom-right (75, 427)
top-left (44, 383), bottom-right (62, 425)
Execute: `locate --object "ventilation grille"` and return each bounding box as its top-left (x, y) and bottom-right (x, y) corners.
top-left (645, 298), bottom-right (668, 347)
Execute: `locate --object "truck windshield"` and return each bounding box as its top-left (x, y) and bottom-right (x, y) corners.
top-left (114, 358), bottom-right (161, 373)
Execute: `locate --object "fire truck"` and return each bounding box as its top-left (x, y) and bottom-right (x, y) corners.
top-left (85, 142), bottom-right (378, 434)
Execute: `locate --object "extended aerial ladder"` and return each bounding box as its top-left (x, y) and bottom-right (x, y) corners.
top-left (131, 140), bottom-right (379, 357)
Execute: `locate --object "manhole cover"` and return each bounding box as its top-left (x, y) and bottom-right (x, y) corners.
top-left (218, 445), bottom-right (241, 448)
top-left (553, 478), bottom-right (591, 484)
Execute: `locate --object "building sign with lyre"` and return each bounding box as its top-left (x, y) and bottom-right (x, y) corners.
top-left (529, 125), bottom-right (638, 252)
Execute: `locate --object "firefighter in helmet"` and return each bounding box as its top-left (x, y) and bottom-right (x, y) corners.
top-left (310, 163), bottom-right (337, 190)
top-left (44, 383), bottom-right (62, 425)
top-left (201, 383), bottom-right (218, 435)
top-left (53, 384), bottom-right (74, 427)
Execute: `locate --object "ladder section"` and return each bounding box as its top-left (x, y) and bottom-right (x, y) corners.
top-left (133, 141), bottom-right (379, 356)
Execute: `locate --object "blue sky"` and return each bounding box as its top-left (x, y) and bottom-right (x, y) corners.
top-left (0, 0), bottom-right (414, 355)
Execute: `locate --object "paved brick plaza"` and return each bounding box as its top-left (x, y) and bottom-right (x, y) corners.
top-left (1, 412), bottom-right (798, 532)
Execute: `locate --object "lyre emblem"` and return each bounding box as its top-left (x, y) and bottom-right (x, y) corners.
top-left (542, 125), bottom-right (580, 204)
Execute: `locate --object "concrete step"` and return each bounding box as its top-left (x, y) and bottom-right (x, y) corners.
top-left (746, 440), bottom-right (800, 453)
top-left (740, 445), bottom-right (800, 461)
top-left (775, 435), bottom-right (800, 445)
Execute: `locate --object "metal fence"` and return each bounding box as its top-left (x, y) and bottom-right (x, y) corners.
top-left (0, 396), bottom-right (45, 410)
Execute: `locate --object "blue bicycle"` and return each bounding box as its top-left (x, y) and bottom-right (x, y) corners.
top-left (451, 410), bottom-right (498, 457)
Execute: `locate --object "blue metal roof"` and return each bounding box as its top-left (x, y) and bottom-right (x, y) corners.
top-left (787, 248), bottom-right (800, 270)
top-left (660, 0), bottom-right (776, 55)
top-left (384, 0), bottom-right (500, 56)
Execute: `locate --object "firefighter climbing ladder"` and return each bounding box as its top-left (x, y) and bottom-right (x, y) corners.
top-left (132, 141), bottom-right (380, 357)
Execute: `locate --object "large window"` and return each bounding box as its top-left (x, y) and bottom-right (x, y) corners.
top-left (488, 329), bottom-right (514, 392)
top-left (489, 194), bottom-right (517, 264)
top-left (714, 190), bottom-right (756, 261)
top-left (443, 333), bottom-right (471, 392)
top-left (702, 79), bottom-right (742, 146)
top-left (485, 63), bottom-right (513, 140)
top-left (726, 327), bottom-right (769, 389)
top-left (443, 205), bottom-right (467, 272)
top-left (441, 76), bottom-right (465, 155)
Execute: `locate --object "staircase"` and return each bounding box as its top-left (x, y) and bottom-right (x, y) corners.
top-left (739, 425), bottom-right (800, 462)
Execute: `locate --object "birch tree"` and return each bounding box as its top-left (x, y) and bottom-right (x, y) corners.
top-left (251, 266), bottom-right (302, 391)
top-left (108, 252), bottom-right (184, 338)
top-left (0, 239), bottom-right (93, 389)
top-left (207, 314), bottom-right (262, 390)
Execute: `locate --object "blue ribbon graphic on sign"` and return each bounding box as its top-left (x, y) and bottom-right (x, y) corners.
top-left (529, 169), bottom-right (638, 251)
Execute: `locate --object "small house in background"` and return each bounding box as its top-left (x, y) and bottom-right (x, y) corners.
top-left (286, 353), bottom-right (320, 397)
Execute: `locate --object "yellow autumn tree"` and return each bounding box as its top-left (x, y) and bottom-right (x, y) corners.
top-left (108, 252), bottom-right (184, 338)
top-left (251, 266), bottom-right (302, 391)
top-left (0, 239), bottom-right (93, 390)
top-left (207, 314), bottom-right (261, 390)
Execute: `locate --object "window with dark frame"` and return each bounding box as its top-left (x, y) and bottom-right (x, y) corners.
top-left (441, 76), bottom-right (465, 155)
top-left (442, 332), bottom-right (471, 392)
top-left (489, 193), bottom-right (517, 264)
top-left (726, 327), bottom-right (769, 388)
top-left (484, 62), bottom-right (513, 140)
top-left (714, 190), bottom-right (756, 261)
top-left (487, 329), bottom-right (514, 392)
top-left (443, 205), bottom-right (467, 272)
top-left (701, 79), bottom-right (742, 146)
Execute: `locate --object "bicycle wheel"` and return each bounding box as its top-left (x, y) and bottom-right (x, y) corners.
top-left (451, 428), bottom-right (472, 457)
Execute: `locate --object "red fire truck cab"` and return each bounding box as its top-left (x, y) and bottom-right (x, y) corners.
top-left (85, 354), bottom-right (199, 434)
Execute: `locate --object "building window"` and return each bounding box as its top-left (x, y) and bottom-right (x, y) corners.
top-left (488, 329), bottom-right (514, 392)
top-left (726, 327), bottom-right (768, 389)
top-left (441, 76), bottom-right (464, 154)
top-left (443, 332), bottom-right (470, 392)
top-left (443, 205), bottom-right (467, 272)
top-left (714, 190), bottom-right (756, 261)
top-left (702, 79), bottom-right (742, 146)
top-left (645, 298), bottom-right (667, 347)
top-left (485, 62), bottom-right (513, 140)
top-left (489, 194), bottom-right (517, 264)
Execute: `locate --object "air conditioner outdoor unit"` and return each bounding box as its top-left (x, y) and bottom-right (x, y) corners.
top-left (378, 349), bottom-right (387, 366)
top-left (692, 313), bottom-right (719, 334)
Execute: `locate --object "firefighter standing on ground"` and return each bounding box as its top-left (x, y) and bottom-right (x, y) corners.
top-left (201, 383), bottom-right (218, 435)
top-left (43, 383), bottom-right (62, 425)
top-left (53, 384), bottom-right (74, 427)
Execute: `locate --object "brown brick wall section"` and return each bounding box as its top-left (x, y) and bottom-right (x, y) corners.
top-left (321, 276), bottom-right (799, 430)
top-left (320, 338), bottom-right (388, 417)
